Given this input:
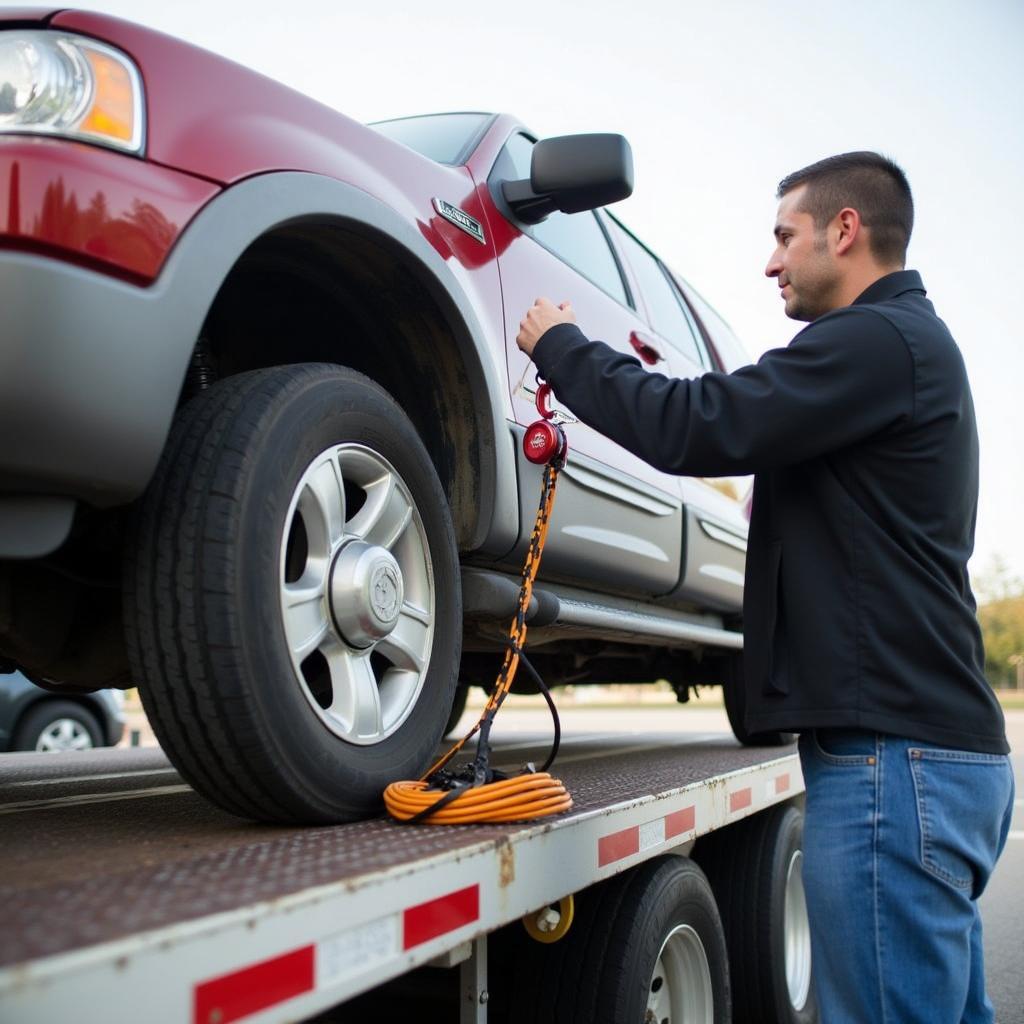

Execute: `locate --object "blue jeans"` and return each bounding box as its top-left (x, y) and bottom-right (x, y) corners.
top-left (798, 729), bottom-right (1014, 1024)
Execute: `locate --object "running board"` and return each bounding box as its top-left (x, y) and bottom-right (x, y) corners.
top-left (552, 596), bottom-right (744, 650)
top-left (461, 569), bottom-right (743, 651)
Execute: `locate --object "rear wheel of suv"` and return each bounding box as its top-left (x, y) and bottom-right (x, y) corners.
top-left (723, 654), bottom-right (795, 747)
top-left (444, 682), bottom-right (470, 736)
top-left (124, 364), bottom-right (461, 824)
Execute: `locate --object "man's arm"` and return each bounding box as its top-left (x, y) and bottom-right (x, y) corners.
top-left (528, 310), bottom-right (915, 477)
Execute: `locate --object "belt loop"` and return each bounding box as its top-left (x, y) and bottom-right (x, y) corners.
top-left (868, 732), bottom-right (881, 767)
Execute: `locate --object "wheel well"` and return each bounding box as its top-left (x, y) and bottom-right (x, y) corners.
top-left (197, 221), bottom-right (491, 551)
top-left (0, 221), bottom-right (496, 688)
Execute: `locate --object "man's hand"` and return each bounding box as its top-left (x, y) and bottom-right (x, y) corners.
top-left (517, 298), bottom-right (576, 357)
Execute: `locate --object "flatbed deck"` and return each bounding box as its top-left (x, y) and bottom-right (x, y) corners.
top-left (1, 731), bottom-right (800, 1023)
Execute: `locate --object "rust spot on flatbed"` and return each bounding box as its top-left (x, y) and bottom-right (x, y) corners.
top-left (498, 840), bottom-right (515, 888)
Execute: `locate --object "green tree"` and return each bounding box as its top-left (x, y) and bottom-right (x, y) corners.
top-left (973, 555), bottom-right (1024, 689)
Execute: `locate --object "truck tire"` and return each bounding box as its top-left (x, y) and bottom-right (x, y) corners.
top-left (723, 654), bottom-right (795, 747)
top-left (696, 803), bottom-right (817, 1024)
top-left (124, 364), bottom-right (461, 824)
top-left (593, 857), bottom-right (730, 1024)
top-left (491, 856), bottom-right (729, 1023)
top-left (13, 700), bottom-right (103, 752)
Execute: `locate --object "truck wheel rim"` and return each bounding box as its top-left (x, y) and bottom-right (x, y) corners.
top-left (784, 849), bottom-right (812, 1010)
top-left (279, 444), bottom-right (435, 746)
top-left (36, 719), bottom-right (94, 751)
top-left (648, 923), bottom-right (714, 1023)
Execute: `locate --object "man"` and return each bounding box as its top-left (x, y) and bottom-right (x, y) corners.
top-left (516, 152), bottom-right (1014, 1023)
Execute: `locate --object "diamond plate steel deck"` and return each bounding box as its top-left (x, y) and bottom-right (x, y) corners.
top-left (1, 731), bottom-right (801, 1024)
top-left (1, 734), bottom-right (792, 970)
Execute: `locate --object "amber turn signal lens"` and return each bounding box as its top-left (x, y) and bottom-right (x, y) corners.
top-left (80, 48), bottom-right (135, 143)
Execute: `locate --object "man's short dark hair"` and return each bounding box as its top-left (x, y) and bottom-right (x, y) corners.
top-left (777, 152), bottom-right (913, 266)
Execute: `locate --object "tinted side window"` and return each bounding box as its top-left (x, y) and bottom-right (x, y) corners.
top-left (500, 134), bottom-right (629, 307)
top-left (613, 227), bottom-right (705, 366)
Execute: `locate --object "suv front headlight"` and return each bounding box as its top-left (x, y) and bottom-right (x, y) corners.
top-left (0, 30), bottom-right (144, 154)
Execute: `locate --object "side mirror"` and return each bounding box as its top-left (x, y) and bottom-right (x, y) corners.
top-left (503, 133), bottom-right (634, 224)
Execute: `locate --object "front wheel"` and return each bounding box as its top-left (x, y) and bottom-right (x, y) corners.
top-left (124, 364), bottom-right (461, 824)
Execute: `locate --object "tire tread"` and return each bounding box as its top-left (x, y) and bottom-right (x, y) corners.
top-left (124, 364), bottom-right (456, 822)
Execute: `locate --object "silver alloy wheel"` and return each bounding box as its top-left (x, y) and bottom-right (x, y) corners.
top-left (35, 718), bottom-right (95, 752)
top-left (784, 849), bottom-right (812, 1010)
top-left (647, 923), bottom-right (714, 1023)
top-left (279, 444), bottom-right (435, 746)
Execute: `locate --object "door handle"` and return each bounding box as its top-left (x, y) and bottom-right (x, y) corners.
top-left (629, 331), bottom-right (664, 366)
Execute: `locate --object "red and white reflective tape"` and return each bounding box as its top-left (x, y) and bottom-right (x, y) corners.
top-left (192, 884), bottom-right (481, 1024)
top-left (597, 764), bottom-right (794, 869)
top-left (598, 805), bottom-right (696, 867)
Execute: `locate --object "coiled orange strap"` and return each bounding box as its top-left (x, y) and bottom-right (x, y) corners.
top-left (384, 457), bottom-right (572, 824)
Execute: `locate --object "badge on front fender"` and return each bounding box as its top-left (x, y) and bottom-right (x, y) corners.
top-left (432, 198), bottom-right (486, 244)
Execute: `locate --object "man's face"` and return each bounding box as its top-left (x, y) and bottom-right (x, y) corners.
top-left (765, 185), bottom-right (841, 322)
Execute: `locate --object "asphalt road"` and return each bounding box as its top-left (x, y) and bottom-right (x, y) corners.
top-left (980, 709), bottom-right (1024, 1024)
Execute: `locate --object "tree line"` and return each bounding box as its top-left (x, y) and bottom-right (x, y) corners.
top-left (975, 556), bottom-right (1024, 691)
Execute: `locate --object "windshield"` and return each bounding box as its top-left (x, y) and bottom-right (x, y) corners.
top-left (370, 112), bottom-right (493, 165)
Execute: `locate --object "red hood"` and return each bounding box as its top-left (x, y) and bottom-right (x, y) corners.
top-left (0, 8), bottom-right (62, 22)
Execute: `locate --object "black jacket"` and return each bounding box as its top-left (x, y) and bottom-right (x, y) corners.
top-left (533, 270), bottom-right (1007, 753)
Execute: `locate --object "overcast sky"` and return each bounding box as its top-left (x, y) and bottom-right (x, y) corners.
top-left (69, 0), bottom-right (1024, 583)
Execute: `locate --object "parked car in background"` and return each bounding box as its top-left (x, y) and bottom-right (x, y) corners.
top-left (0, 672), bottom-right (125, 752)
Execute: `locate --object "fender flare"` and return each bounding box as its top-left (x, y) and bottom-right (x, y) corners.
top-left (0, 172), bottom-right (518, 555)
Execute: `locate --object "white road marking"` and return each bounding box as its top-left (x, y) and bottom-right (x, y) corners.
top-left (486, 732), bottom-right (626, 755)
top-left (495, 734), bottom-right (726, 769)
top-left (2, 768), bottom-right (178, 788)
top-left (0, 784), bottom-right (192, 814)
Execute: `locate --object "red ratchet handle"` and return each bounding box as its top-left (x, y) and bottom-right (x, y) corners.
top-left (523, 382), bottom-right (567, 465)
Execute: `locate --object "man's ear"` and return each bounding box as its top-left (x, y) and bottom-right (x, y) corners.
top-left (833, 207), bottom-right (861, 257)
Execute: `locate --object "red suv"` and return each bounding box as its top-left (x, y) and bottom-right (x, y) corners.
top-left (1, 11), bottom-right (761, 823)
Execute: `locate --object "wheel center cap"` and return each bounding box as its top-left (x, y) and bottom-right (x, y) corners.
top-left (329, 541), bottom-right (404, 648)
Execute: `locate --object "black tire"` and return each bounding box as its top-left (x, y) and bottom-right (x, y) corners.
top-left (723, 654), bottom-right (795, 747)
top-left (444, 683), bottom-right (469, 737)
top-left (696, 803), bottom-right (818, 1024)
top-left (490, 857), bottom-right (729, 1024)
top-left (124, 364), bottom-right (461, 824)
top-left (13, 700), bottom-right (103, 752)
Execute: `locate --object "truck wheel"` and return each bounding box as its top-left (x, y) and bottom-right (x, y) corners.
top-left (490, 856), bottom-right (729, 1023)
top-left (696, 803), bottom-right (817, 1023)
top-left (595, 857), bottom-right (730, 1024)
top-left (124, 364), bottom-right (460, 824)
top-left (14, 701), bottom-right (103, 752)
top-left (723, 654), bottom-right (795, 747)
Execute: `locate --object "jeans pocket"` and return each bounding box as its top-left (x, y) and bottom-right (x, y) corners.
top-left (810, 728), bottom-right (877, 765)
top-left (909, 748), bottom-right (1013, 896)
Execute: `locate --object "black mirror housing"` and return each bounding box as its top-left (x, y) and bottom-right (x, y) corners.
top-left (502, 133), bottom-right (634, 224)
